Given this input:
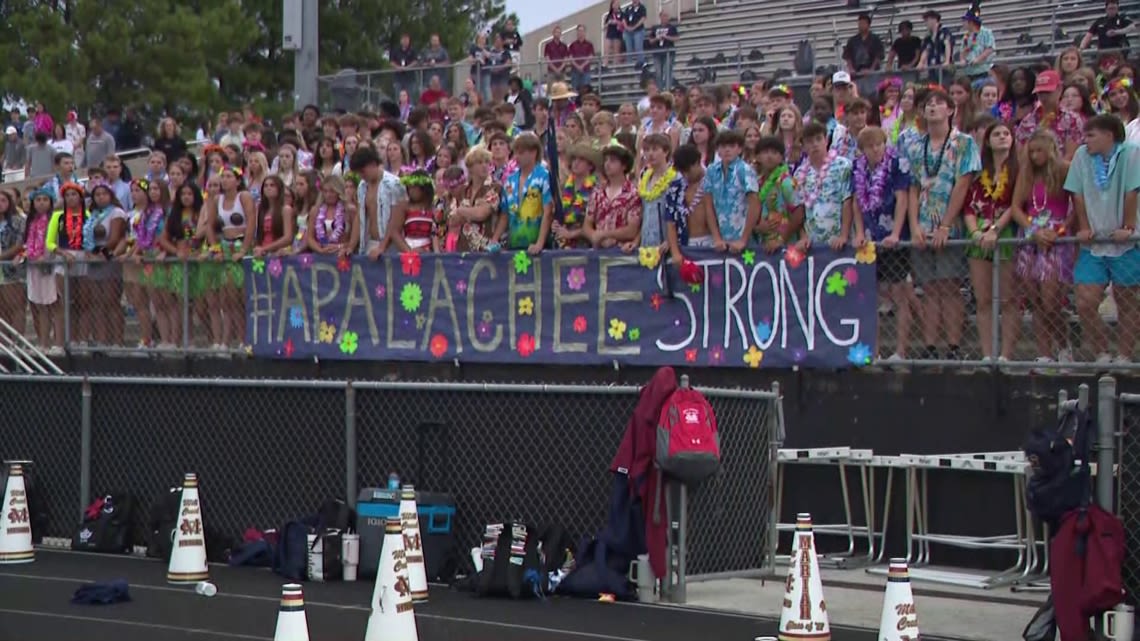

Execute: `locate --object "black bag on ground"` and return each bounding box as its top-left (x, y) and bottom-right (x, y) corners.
top-left (1022, 594), bottom-right (1057, 641)
top-left (72, 494), bottom-right (136, 554)
top-left (145, 486), bottom-right (182, 561)
top-left (1023, 405), bottom-right (1093, 528)
top-left (475, 521), bottom-right (546, 599)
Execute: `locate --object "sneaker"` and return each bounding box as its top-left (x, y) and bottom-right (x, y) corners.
top-left (1113, 355), bottom-right (1132, 372)
top-left (1031, 356), bottom-right (1056, 376)
top-left (1096, 352), bottom-right (1113, 365)
top-left (46, 346), bottom-right (64, 357)
top-left (1057, 348), bottom-right (1074, 364)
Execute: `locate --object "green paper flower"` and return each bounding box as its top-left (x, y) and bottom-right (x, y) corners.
top-left (339, 331), bottom-right (359, 355)
top-left (825, 272), bottom-right (848, 296)
top-left (251, 259), bottom-right (265, 274)
top-left (401, 283), bottom-right (423, 312)
top-left (742, 249), bottom-right (756, 266)
top-left (513, 251), bottom-right (532, 275)
top-left (628, 327), bottom-right (641, 341)
top-left (689, 283), bottom-right (701, 293)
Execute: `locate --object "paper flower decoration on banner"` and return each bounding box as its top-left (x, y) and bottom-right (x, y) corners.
top-left (518, 296), bottom-right (534, 316)
top-left (685, 349), bottom-right (698, 363)
top-left (430, 334), bottom-right (449, 358)
top-left (456, 279), bottom-right (467, 295)
top-left (742, 249), bottom-right (756, 266)
top-left (516, 332), bottom-right (536, 357)
top-left (856, 241), bottom-right (877, 264)
top-left (628, 327), bottom-right (641, 341)
top-left (650, 293), bottom-right (663, 311)
top-left (709, 345), bottom-right (725, 364)
top-left (847, 343), bottom-right (873, 366)
top-left (608, 318), bottom-right (627, 341)
top-left (268, 258), bottom-right (283, 278)
top-left (573, 315), bottom-right (587, 333)
top-left (374, 284), bottom-right (386, 299)
top-left (337, 255), bottom-right (351, 272)
top-left (289, 306), bottom-right (304, 329)
top-left (784, 245), bottom-right (805, 269)
top-left (825, 272), bottom-right (848, 296)
top-left (400, 283), bottom-right (423, 312)
top-left (401, 251), bottom-right (422, 276)
top-left (339, 331), bottom-right (359, 355)
top-left (318, 322), bottom-right (336, 343)
top-left (477, 320), bottom-right (493, 339)
top-left (743, 345), bottom-right (764, 368)
top-left (251, 259), bottom-right (265, 274)
top-left (567, 267), bottom-right (586, 291)
top-left (844, 267), bottom-right (858, 285)
top-left (299, 254), bottom-right (314, 269)
top-left (283, 338), bottom-right (295, 358)
top-left (755, 320), bottom-right (772, 343)
top-left (513, 251), bottom-right (532, 275)
top-left (638, 246), bottom-right (661, 269)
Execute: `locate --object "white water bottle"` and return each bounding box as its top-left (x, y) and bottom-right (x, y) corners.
top-left (342, 533), bottom-right (360, 582)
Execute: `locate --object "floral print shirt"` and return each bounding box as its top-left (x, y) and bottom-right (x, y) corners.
top-left (902, 129), bottom-right (981, 235)
top-left (587, 178), bottom-right (641, 237)
top-left (1014, 104), bottom-right (1085, 149)
top-left (959, 27), bottom-right (996, 77)
top-left (701, 156), bottom-right (759, 241)
top-left (755, 167), bottom-right (801, 243)
top-left (0, 213), bottom-right (26, 280)
top-left (641, 174), bottom-right (686, 247)
top-left (793, 152), bottom-right (853, 243)
top-left (501, 163), bottom-right (552, 249)
top-left (831, 129), bottom-right (861, 162)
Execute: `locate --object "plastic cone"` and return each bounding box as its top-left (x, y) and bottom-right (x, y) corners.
top-left (777, 513), bottom-right (830, 641)
top-left (167, 473), bottom-right (209, 584)
top-left (400, 485), bottom-right (429, 603)
top-left (878, 558), bottom-right (920, 641)
top-left (364, 517), bottom-right (418, 641)
top-left (274, 583), bottom-right (311, 641)
top-left (0, 463), bottom-right (34, 564)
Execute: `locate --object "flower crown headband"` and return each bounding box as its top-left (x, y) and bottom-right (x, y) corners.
top-left (439, 168), bottom-right (469, 191)
top-left (343, 170), bottom-right (362, 187)
top-left (770, 83), bottom-right (792, 96)
top-left (60, 181), bottom-right (85, 198)
top-left (132, 178), bottom-right (151, 192)
top-left (1103, 76), bottom-right (1133, 97)
top-left (202, 144), bottom-right (226, 158)
top-left (218, 164), bottom-right (244, 177)
top-left (86, 178), bottom-right (111, 195)
top-left (400, 172), bottom-right (434, 188)
top-left (877, 76), bottom-right (903, 92)
top-left (31, 187), bottom-right (54, 202)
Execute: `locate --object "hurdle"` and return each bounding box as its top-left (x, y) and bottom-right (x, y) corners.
top-left (865, 451), bottom-right (1035, 589)
top-left (774, 447), bottom-right (882, 568)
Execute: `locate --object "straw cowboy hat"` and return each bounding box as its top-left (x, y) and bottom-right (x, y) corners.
top-left (567, 144), bottom-right (602, 172)
top-left (547, 81), bottom-right (578, 101)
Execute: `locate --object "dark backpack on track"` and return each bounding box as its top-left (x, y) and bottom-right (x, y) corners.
top-left (1024, 405), bottom-right (1092, 528)
top-left (72, 493), bottom-right (137, 554)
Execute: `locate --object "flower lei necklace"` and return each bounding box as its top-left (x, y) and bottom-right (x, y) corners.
top-left (25, 214), bottom-right (48, 259)
top-left (181, 209), bottom-right (196, 240)
top-left (854, 150), bottom-right (893, 214)
top-left (799, 151), bottom-right (837, 210)
top-left (315, 199), bottom-right (346, 244)
top-left (65, 207), bottom-right (84, 250)
top-left (638, 166), bottom-right (678, 202)
top-left (135, 205), bottom-right (164, 250)
top-left (757, 164), bottom-right (789, 210)
top-left (560, 174), bottom-right (596, 225)
top-left (83, 206), bottom-right (113, 251)
top-left (979, 165), bottom-right (1010, 201)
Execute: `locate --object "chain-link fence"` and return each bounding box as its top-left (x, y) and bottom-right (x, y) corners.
top-left (0, 375), bottom-right (781, 585)
top-left (1117, 392), bottom-right (1140, 605)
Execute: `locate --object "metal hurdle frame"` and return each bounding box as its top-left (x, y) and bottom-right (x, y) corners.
top-left (866, 451), bottom-right (1035, 589)
top-left (773, 447), bottom-right (882, 568)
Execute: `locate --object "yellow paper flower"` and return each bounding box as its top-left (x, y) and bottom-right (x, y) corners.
top-left (743, 345), bottom-right (764, 368)
top-left (518, 296), bottom-right (534, 316)
top-left (608, 318), bottom-right (627, 341)
top-left (319, 322), bottom-right (336, 343)
top-left (638, 246), bottom-right (661, 269)
top-left (856, 242), bottom-right (877, 265)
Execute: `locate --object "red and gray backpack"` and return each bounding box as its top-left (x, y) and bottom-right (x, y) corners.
top-left (655, 387), bottom-right (720, 485)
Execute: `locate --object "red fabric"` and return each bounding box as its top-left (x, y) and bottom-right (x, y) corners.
top-left (609, 366), bottom-right (677, 579)
top-left (1050, 505), bottom-right (1126, 641)
top-left (680, 260), bottom-right (704, 284)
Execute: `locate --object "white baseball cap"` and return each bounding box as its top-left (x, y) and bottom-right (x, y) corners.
top-left (831, 71), bottom-right (853, 85)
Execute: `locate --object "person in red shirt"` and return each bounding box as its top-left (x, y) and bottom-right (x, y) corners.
top-left (418, 75), bottom-right (449, 109)
top-left (543, 26), bottom-right (570, 82)
top-left (568, 25), bottom-right (597, 93)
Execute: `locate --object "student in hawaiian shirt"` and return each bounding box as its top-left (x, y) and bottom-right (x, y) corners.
top-left (1015, 69), bottom-right (1085, 161)
top-left (636, 133), bottom-right (685, 253)
top-left (752, 136), bottom-right (801, 254)
top-left (665, 144), bottom-right (708, 264)
top-left (833, 98), bottom-right (871, 161)
top-left (496, 133), bottom-right (553, 254)
top-left (1066, 114), bottom-right (1140, 364)
top-left (702, 129), bottom-right (759, 253)
top-left (850, 126), bottom-right (915, 361)
top-left (903, 86), bottom-right (981, 361)
top-left (584, 144), bottom-right (641, 249)
top-left (958, 3), bottom-right (996, 82)
top-left (552, 144), bottom-right (600, 249)
top-left (793, 122), bottom-right (854, 252)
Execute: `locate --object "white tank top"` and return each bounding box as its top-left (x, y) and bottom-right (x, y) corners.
top-left (217, 194), bottom-right (246, 233)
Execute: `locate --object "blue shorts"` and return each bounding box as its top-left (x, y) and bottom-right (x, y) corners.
top-left (1073, 247), bottom-right (1140, 286)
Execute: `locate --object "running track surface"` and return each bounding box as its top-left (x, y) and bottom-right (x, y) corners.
top-left (0, 550), bottom-right (963, 641)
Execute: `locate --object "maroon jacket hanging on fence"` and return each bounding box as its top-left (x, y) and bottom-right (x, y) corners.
top-left (1049, 505), bottom-right (1126, 641)
top-left (610, 366), bottom-right (677, 579)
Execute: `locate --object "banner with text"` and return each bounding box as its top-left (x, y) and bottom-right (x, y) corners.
top-left (245, 246), bottom-right (879, 368)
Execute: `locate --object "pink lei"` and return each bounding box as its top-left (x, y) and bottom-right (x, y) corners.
top-left (25, 215), bottom-right (49, 259)
top-left (315, 201), bottom-right (346, 245)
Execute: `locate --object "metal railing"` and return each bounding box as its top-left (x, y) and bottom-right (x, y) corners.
top-left (0, 374), bottom-right (782, 586)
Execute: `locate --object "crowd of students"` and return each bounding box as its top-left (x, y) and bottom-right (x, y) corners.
top-left (0, 41), bottom-right (1137, 366)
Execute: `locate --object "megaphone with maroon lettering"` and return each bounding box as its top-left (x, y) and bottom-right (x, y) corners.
top-left (364, 517), bottom-right (418, 641)
top-left (878, 558), bottom-right (920, 641)
top-left (167, 472), bottom-right (209, 584)
top-left (400, 485), bottom-right (429, 603)
top-left (777, 513), bottom-right (830, 641)
top-left (0, 463), bottom-right (34, 564)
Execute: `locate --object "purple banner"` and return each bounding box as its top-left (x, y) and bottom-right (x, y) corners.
top-left (245, 247), bottom-right (878, 368)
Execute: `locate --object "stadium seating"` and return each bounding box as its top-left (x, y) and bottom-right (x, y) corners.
top-left (594, 0), bottom-right (1139, 104)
